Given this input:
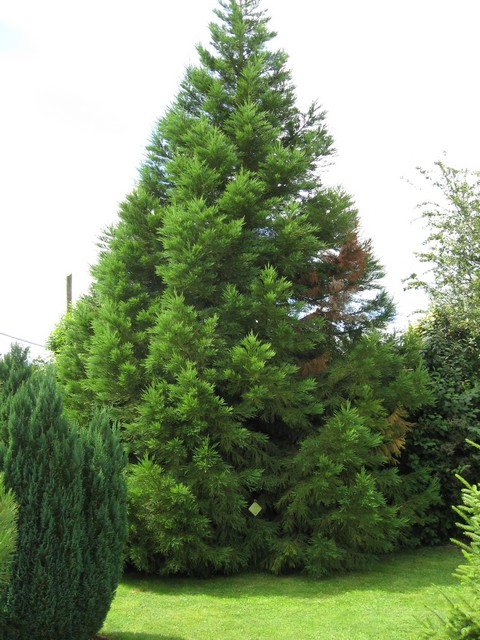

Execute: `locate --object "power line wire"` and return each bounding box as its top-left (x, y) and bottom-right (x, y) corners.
top-left (0, 331), bottom-right (47, 349)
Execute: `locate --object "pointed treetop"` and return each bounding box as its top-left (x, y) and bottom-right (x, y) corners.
top-left (211, 0), bottom-right (275, 58)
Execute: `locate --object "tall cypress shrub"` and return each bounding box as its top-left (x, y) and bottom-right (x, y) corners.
top-left (3, 371), bottom-right (83, 639)
top-left (2, 366), bottom-right (127, 640)
top-left (0, 345), bottom-right (33, 462)
top-left (74, 410), bottom-right (128, 640)
top-left (53, 0), bottom-right (431, 575)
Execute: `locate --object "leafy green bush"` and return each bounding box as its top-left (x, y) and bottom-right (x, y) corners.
top-left (401, 313), bottom-right (480, 545)
top-left (403, 162), bottom-right (480, 547)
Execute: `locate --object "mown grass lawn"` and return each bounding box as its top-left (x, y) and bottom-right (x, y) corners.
top-left (101, 545), bottom-right (463, 640)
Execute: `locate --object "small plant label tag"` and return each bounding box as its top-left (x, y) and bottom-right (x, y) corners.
top-left (248, 501), bottom-right (262, 516)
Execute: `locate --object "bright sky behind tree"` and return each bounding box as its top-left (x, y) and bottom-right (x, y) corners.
top-left (1, 0), bottom-right (480, 358)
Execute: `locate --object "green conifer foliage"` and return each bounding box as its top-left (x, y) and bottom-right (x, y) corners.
top-left (0, 345), bottom-right (33, 452)
top-left (422, 441), bottom-right (480, 639)
top-left (0, 475), bottom-right (17, 637)
top-left (74, 410), bottom-right (128, 639)
top-left (48, 297), bottom-right (99, 424)
top-left (0, 475), bottom-right (17, 592)
top-left (1, 365), bottom-right (127, 640)
top-left (3, 371), bottom-right (84, 639)
top-left (53, 0), bottom-right (430, 575)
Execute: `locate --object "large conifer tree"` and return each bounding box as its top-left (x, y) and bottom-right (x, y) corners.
top-left (53, 0), bottom-right (431, 575)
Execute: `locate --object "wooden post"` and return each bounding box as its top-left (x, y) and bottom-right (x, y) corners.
top-left (66, 274), bottom-right (72, 311)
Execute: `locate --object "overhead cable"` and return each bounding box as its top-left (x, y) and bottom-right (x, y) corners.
top-left (0, 331), bottom-right (46, 349)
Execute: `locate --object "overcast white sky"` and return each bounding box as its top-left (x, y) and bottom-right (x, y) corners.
top-left (1, 0), bottom-right (480, 359)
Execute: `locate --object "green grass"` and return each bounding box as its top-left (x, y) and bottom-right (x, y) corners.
top-left (102, 545), bottom-right (464, 640)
